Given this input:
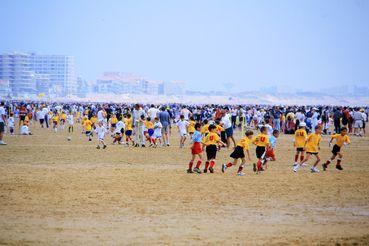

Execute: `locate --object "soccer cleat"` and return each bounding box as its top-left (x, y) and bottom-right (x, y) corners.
top-left (203, 169), bottom-right (208, 173)
top-left (253, 163), bottom-right (257, 172)
top-left (193, 167), bottom-right (201, 174)
top-left (293, 162), bottom-right (298, 167)
top-left (222, 163), bottom-right (227, 173)
top-left (301, 163), bottom-right (308, 167)
top-left (89, 139), bottom-right (92, 142)
top-left (167, 143), bottom-right (170, 146)
top-left (209, 167), bottom-right (214, 173)
top-left (96, 145), bottom-right (100, 149)
top-left (322, 163), bottom-right (327, 171)
top-left (141, 144), bottom-right (145, 147)
top-left (293, 164), bottom-right (300, 172)
top-left (336, 165), bottom-right (343, 170)
top-left (187, 169), bottom-right (193, 173)
top-left (311, 167), bottom-right (320, 173)
top-left (237, 172), bottom-right (245, 176)
top-left (103, 145), bottom-right (107, 149)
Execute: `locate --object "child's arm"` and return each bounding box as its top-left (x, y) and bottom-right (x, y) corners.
top-left (329, 137), bottom-right (333, 147)
top-left (246, 149), bottom-right (251, 161)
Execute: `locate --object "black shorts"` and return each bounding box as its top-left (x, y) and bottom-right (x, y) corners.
top-left (0, 122), bottom-right (4, 133)
top-left (85, 131), bottom-right (91, 136)
top-left (206, 145), bottom-right (217, 160)
top-left (230, 146), bottom-right (245, 159)
top-left (332, 144), bottom-right (341, 155)
top-left (120, 128), bottom-right (125, 134)
top-left (111, 123), bottom-right (116, 128)
top-left (20, 115), bottom-right (26, 121)
top-left (296, 147), bottom-right (304, 152)
top-left (256, 146), bottom-right (266, 159)
top-left (306, 152), bottom-right (319, 155)
top-left (39, 119), bottom-right (44, 124)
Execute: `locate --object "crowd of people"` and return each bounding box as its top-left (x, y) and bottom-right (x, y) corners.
top-left (0, 101), bottom-right (367, 175)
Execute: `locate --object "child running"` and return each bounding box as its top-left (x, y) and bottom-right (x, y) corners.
top-left (83, 116), bottom-right (93, 141)
top-left (153, 117), bottom-right (162, 147)
top-left (293, 122), bottom-right (307, 166)
top-left (203, 124), bottom-right (226, 173)
top-left (187, 123), bottom-right (203, 173)
top-left (222, 130), bottom-right (253, 176)
top-left (67, 111), bottom-right (74, 133)
top-left (177, 115), bottom-right (189, 148)
top-left (95, 121), bottom-right (107, 149)
top-left (252, 126), bottom-right (270, 172)
top-left (323, 127), bottom-right (350, 171)
top-left (264, 129), bottom-right (279, 169)
top-left (294, 125), bottom-right (322, 173)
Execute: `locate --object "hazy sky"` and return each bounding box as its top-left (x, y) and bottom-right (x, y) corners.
top-left (1, 0), bottom-right (368, 92)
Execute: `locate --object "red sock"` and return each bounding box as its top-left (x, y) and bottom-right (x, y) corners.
top-left (237, 165), bottom-right (244, 173)
top-left (337, 159), bottom-right (342, 166)
top-left (226, 162), bottom-right (233, 168)
top-left (152, 138), bottom-right (156, 144)
top-left (196, 160), bottom-right (202, 169)
top-left (188, 161), bottom-right (193, 170)
top-left (294, 154), bottom-right (299, 162)
top-left (205, 161), bottom-right (209, 170)
top-left (300, 155), bottom-right (304, 162)
top-left (210, 160), bottom-right (215, 168)
top-left (326, 159), bottom-right (331, 166)
top-left (257, 160), bottom-right (262, 170)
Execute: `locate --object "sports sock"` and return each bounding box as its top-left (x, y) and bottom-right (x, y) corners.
top-left (226, 162), bottom-right (233, 168)
top-left (188, 161), bottom-right (193, 170)
top-left (326, 159), bottom-right (331, 166)
top-left (204, 161), bottom-right (209, 170)
top-left (337, 158), bottom-right (342, 166)
top-left (294, 154), bottom-right (298, 162)
top-left (210, 160), bottom-right (215, 168)
top-left (300, 155), bottom-right (304, 162)
top-left (195, 160), bottom-right (202, 169)
top-left (237, 164), bottom-right (244, 173)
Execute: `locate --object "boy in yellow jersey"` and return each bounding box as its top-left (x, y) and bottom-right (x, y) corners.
top-left (188, 116), bottom-right (196, 137)
top-left (201, 119), bottom-right (210, 136)
top-left (293, 122), bottom-right (308, 166)
top-left (52, 113), bottom-right (59, 133)
top-left (109, 114), bottom-right (118, 133)
top-left (83, 116), bottom-right (93, 141)
top-left (60, 111), bottom-right (67, 130)
top-left (124, 114), bottom-right (133, 146)
top-left (90, 115), bottom-right (97, 130)
top-left (294, 125), bottom-right (322, 173)
top-left (202, 125), bottom-right (226, 173)
top-left (252, 126), bottom-right (270, 172)
top-left (323, 127), bottom-right (350, 171)
top-left (222, 130), bottom-right (253, 176)
top-left (144, 117), bottom-right (155, 146)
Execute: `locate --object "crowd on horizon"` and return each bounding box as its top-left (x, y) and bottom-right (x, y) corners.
top-left (0, 100), bottom-right (367, 174)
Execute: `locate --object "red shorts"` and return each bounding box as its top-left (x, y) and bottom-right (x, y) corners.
top-left (191, 142), bottom-right (202, 155)
top-left (266, 148), bottom-right (275, 159)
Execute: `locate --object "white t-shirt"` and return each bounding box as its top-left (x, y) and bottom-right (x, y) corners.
top-left (181, 108), bottom-right (191, 120)
top-left (95, 126), bottom-right (107, 139)
top-left (0, 106), bottom-right (5, 123)
top-left (221, 115), bottom-right (232, 129)
top-left (115, 121), bottom-right (125, 133)
top-left (177, 120), bottom-right (189, 134)
top-left (67, 114), bottom-right (74, 125)
top-left (97, 110), bottom-right (104, 122)
top-left (154, 121), bottom-right (162, 137)
top-left (148, 107), bottom-right (159, 119)
top-left (20, 125), bottom-right (29, 135)
top-left (8, 117), bottom-right (14, 128)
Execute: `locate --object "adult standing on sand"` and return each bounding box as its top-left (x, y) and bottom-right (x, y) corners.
top-left (158, 106), bottom-right (171, 146)
top-left (0, 101), bottom-right (7, 145)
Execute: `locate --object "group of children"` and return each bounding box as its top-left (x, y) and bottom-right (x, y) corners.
top-left (187, 120), bottom-right (351, 175)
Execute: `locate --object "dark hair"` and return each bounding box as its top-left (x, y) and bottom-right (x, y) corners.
top-left (180, 115), bottom-right (184, 119)
top-left (260, 126), bottom-right (266, 133)
top-left (208, 124), bottom-right (217, 131)
top-left (315, 125), bottom-right (321, 130)
top-left (195, 123), bottom-right (201, 130)
top-left (189, 116), bottom-right (194, 121)
top-left (245, 130), bottom-right (253, 136)
top-left (273, 129), bottom-right (279, 135)
top-left (147, 117), bottom-right (151, 121)
top-left (214, 120), bottom-right (220, 125)
top-left (203, 119), bottom-right (208, 124)
top-left (341, 127), bottom-right (347, 132)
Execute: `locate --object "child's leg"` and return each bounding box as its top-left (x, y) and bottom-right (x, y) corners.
top-left (300, 151), bottom-right (305, 162)
top-left (188, 154), bottom-right (196, 170)
top-left (194, 153), bottom-right (203, 170)
top-left (336, 153), bottom-right (343, 167)
top-left (237, 158), bottom-right (246, 173)
top-left (294, 151), bottom-right (300, 163)
top-left (313, 154), bottom-right (321, 167)
top-left (226, 158), bottom-right (238, 168)
top-left (325, 154), bottom-right (336, 166)
top-left (301, 154), bottom-right (311, 164)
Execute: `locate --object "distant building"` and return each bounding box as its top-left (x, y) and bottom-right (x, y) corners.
top-left (0, 52), bottom-right (76, 97)
top-left (161, 81), bottom-right (185, 95)
top-left (0, 79), bottom-right (11, 97)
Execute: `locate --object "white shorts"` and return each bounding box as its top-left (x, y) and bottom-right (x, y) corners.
top-left (180, 132), bottom-right (188, 137)
top-left (354, 120), bottom-right (363, 128)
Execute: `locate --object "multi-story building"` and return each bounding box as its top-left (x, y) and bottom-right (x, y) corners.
top-left (0, 52), bottom-right (77, 97)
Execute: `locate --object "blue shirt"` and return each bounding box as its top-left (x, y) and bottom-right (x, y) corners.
top-left (269, 135), bottom-right (277, 148)
top-left (192, 130), bottom-right (202, 143)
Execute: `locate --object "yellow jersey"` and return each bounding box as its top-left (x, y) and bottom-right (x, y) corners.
top-left (305, 133), bottom-right (321, 153)
top-left (125, 118), bottom-right (133, 131)
top-left (188, 120), bottom-right (196, 133)
top-left (203, 132), bottom-right (220, 145)
top-left (90, 116), bottom-right (97, 124)
top-left (60, 113), bottom-right (67, 120)
top-left (237, 137), bottom-right (250, 150)
top-left (331, 134), bottom-right (350, 147)
top-left (52, 115), bottom-right (59, 122)
top-left (216, 125), bottom-right (224, 134)
top-left (83, 120), bottom-right (92, 131)
top-left (110, 117), bottom-right (118, 124)
top-left (253, 134), bottom-right (269, 147)
top-left (294, 129), bottom-right (307, 148)
top-left (145, 121), bottom-right (154, 130)
top-left (201, 124), bottom-right (209, 135)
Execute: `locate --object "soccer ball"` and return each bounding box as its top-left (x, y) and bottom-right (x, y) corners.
top-left (67, 136), bottom-right (72, 141)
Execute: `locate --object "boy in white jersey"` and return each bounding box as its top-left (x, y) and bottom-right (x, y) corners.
top-left (153, 117), bottom-right (162, 147)
top-left (67, 111), bottom-right (74, 133)
top-left (177, 115), bottom-right (189, 148)
top-left (95, 121), bottom-right (107, 149)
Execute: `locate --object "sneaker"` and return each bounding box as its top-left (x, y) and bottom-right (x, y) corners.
top-left (203, 169), bottom-right (208, 173)
top-left (89, 139), bottom-right (92, 142)
top-left (187, 169), bottom-right (193, 173)
top-left (0, 141), bottom-right (7, 145)
top-left (237, 172), bottom-right (245, 176)
top-left (253, 163), bottom-right (257, 172)
top-left (209, 167), bottom-right (214, 173)
top-left (222, 163), bottom-right (227, 173)
top-left (193, 167), bottom-right (201, 174)
top-left (103, 145), bottom-right (107, 149)
top-left (141, 144), bottom-right (145, 147)
top-left (336, 165), bottom-right (343, 170)
top-left (293, 162), bottom-right (298, 167)
top-left (311, 167), bottom-right (320, 173)
top-left (96, 145), bottom-right (100, 149)
top-left (167, 143), bottom-right (170, 147)
top-left (293, 164), bottom-right (300, 172)
top-left (322, 163), bottom-right (327, 171)
top-left (301, 163), bottom-right (308, 167)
